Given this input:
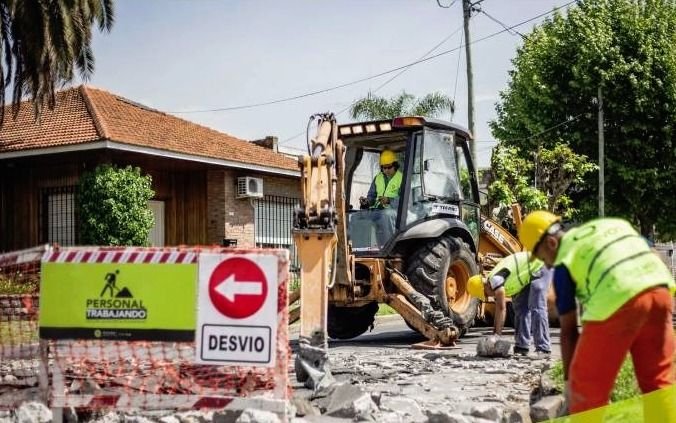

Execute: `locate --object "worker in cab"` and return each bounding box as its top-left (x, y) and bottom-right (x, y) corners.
top-left (468, 251), bottom-right (552, 357)
top-left (360, 149), bottom-right (403, 210)
top-left (519, 211), bottom-right (675, 418)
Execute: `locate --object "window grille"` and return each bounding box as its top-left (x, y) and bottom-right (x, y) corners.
top-left (254, 195), bottom-right (300, 279)
top-left (39, 186), bottom-right (78, 246)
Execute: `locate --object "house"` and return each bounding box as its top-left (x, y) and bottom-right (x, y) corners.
top-left (0, 85), bottom-right (301, 256)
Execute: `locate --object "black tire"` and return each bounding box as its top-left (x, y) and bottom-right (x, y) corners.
top-left (327, 302), bottom-right (379, 340)
top-left (406, 236), bottom-right (480, 336)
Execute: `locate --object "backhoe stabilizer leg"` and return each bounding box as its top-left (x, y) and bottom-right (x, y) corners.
top-left (388, 272), bottom-right (460, 348)
top-left (292, 231), bottom-right (338, 389)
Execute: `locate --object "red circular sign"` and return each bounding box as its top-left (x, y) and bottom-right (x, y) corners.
top-left (208, 257), bottom-right (268, 319)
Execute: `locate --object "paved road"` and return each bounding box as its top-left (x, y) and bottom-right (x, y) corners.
top-left (291, 313), bottom-right (562, 359)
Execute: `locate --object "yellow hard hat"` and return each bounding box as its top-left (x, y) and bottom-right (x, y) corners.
top-left (518, 210), bottom-right (562, 252)
top-left (467, 274), bottom-right (485, 301)
top-left (380, 150), bottom-right (397, 166)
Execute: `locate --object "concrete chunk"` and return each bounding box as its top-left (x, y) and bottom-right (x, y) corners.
top-left (502, 405), bottom-right (532, 423)
top-left (476, 335), bottom-right (513, 358)
top-left (470, 403), bottom-right (502, 421)
top-left (235, 409), bottom-right (281, 423)
top-left (379, 396), bottom-right (425, 422)
top-left (325, 383), bottom-right (378, 419)
top-left (14, 401), bottom-right (52, 423)
top-left (425, 411), bottom-right (470, 423)
top-left (530, 395), bottom-right (564, 422)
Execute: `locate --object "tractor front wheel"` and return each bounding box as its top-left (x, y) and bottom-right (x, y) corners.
top-left (406, 236), bottom-right (480, 336)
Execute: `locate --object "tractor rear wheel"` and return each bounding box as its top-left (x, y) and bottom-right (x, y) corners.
top-left (406, 236), bottom-right (480, 336)
top-left (327, 302), bottom-right (378, 340)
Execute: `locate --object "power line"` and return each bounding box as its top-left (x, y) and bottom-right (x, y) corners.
top-left (279, 26), bottom-right (465, 145)
top-left (479, 8), bottom-right (525, 38)
top-left (436, 0), bottom-right (458, 8)
top-left (475, 111), bottom-right (586, 145)
top-left (168, 0), bottom-right (576, 115)
top-left (452, 31), bottom-right (464, 108)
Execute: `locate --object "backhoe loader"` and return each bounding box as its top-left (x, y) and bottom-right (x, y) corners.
top-left (292, 113), bottom-right (526, 386)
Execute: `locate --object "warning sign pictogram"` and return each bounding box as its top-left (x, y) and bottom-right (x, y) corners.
top-left (208, 257), bottom-right (268, 319)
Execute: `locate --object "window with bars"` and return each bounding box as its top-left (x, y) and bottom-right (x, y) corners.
top-left (254, 195), bottom-right (300, 275)
top-left (39, 186), bottom-right (78, 246)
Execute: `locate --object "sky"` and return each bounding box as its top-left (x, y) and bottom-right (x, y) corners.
top-left (82, 0), bottom-right (573, 168)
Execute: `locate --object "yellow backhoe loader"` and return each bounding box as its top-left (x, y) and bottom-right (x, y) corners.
top-left (291, 113), bottom-right (533, 387)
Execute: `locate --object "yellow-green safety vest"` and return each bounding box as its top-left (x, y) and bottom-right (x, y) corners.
top-left (488, 251), bottom-right (545, 297)
top-left (373, 170), bottom-right (402, 208)
top-left (554, 218), bottom-right (675, 321)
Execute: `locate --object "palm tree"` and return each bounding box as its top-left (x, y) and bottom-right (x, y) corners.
top-left (0, 0), bottom-right (114, 125)
top-left (349, 91), bottom-right (454, 121)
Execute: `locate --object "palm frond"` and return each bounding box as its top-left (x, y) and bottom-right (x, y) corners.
top-left (411, 92), bottom-right (454, 118)
top-left (0, 0), bottom-right (114, 125)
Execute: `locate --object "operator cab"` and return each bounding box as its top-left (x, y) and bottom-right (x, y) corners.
top-left (340, 117), bottom-right (480, 256)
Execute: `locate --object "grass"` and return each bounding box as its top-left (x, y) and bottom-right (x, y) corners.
top-left (377, 303), bottom-right (397, 316)
top-left (549, 358), bottom-right (641, 402)
top-left (289, 277), bottom-right (300, 293)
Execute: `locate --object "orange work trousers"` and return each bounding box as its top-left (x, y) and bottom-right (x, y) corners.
top-left (569, 286), bottom-right (675, 414)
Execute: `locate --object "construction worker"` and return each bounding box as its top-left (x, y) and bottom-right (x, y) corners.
top-left (357, 150), bottom-right (402, 246)
top-left (360, 149), bottom-right (403, 210)
top-left (468, 252), bottom-right (552, 356)
top-left (519, 211), bottom-right (675, 416)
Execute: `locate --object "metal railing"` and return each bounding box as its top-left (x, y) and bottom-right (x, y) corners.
top-left (254, 195), bottom-right (301, 282)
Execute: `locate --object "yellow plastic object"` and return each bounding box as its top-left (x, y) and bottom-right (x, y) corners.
top-left (518, 210), bottom-right (561, 252)
top-left (379, 150), bottom-right (397, 166)
top-left (467, 274), bottom-right (485, 301)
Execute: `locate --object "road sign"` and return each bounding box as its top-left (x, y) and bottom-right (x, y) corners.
top-left (196, 253), bottom-right (278, 367)
top-left (208, 257), bottom-right (268, 319)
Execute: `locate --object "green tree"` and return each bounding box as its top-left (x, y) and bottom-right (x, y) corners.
top-left (78, 164), bottom-right (154, 246)
top-left (0, 0), bottom-right (114, 124)
top-left (490, 0), bottom-right (676, 238)
top-left (350, 91), bottom-right (454, 120)
top-left (487, 144), bottom-right (548, 223)
top-left (487, 143), bottom-right (597, 221)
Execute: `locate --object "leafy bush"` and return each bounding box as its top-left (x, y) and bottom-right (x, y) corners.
top-left (78, 164), bottom-right (155, 246)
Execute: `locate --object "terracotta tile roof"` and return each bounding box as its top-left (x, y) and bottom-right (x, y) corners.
top-left (0, 85), bottom-right (298, 172)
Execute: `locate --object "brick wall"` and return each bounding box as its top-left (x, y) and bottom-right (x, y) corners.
top-left (206, 169), bottom-right (300, 247)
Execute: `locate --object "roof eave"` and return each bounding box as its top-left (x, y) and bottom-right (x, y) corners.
top-left (0, 140), bottom-right (300, 177)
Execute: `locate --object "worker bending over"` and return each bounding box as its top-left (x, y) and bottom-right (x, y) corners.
top-left (519, 211), bottom-right (675, 417)
top-left (468, 251), bottom-right (552, 356)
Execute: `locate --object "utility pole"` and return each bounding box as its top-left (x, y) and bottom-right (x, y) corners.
top-left (598, 86), bottom-right (605, 217)
top-left (462, 0), bottom-right (477, 164)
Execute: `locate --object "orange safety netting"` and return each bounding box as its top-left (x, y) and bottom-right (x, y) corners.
top-left (0, 245), bottom-right (290, 414)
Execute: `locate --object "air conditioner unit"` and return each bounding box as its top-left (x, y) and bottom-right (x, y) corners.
top-left (237, 176), bottom-right (264, 199)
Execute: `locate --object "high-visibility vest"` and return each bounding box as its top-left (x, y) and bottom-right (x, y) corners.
top-left (488, 252), bottom-right (544, 297)
top-left (374, 170), bottom-right (402, 208)
top-left (555, 218), bottom-right (675, 321)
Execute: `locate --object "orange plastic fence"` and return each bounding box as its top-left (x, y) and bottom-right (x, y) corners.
top-left (0, 245), bottom-right (290, 415)
top-left (0, 245), bottom-right (46, 409)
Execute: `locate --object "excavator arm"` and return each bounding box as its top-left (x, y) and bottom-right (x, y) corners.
top-left (292, 113), bottom-right (351, 389)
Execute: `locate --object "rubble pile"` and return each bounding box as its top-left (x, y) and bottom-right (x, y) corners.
top-left (291, 347), bottom-right (554, 422)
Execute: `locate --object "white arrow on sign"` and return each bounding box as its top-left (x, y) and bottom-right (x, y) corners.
top-left (214, 275), bottom-right (263, 302)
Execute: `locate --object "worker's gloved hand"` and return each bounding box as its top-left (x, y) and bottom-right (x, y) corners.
top-left (359, 197), bottom-right (370, 210)
top-left (377, 196), bottom-right (390, 207)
